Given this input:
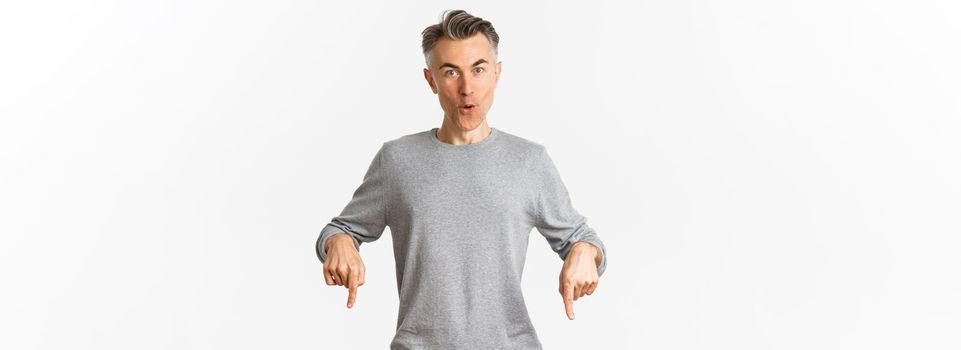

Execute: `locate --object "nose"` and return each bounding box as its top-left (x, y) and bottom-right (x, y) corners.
top-left (458, 74), bottom-right (474, 96)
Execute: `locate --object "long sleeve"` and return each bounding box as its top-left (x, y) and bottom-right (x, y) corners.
top-left (532, 146), bottom-right (607, 277)
top-left (315, 143), bottom-right (391, 264)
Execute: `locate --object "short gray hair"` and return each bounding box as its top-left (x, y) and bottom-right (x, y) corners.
top-left (421, 9), bottom-right (500, 69)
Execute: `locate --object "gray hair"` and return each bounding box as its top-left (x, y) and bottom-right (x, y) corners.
top-left (421, 9), bottom-right (500, 69)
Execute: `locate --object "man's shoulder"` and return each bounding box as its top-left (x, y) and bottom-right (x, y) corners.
top-left (378, 129), bottom-right (431, 151)
top-left (494, 127), bottom-right (541, 146)
top-left (393, 128), bottom-right (433, 142)
top-left (494, 128), bottom-right (548, 154)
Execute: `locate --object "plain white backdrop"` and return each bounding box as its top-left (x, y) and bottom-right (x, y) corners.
top-left (1, 1), bottom-right (959, 349)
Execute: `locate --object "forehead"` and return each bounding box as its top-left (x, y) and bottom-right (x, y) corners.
top-left (431, 32), bottom-right (495, 65)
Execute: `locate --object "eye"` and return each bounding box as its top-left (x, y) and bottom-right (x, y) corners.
top-left (473, 67), bottom-right (485, 74)
top-left (445, 70), bottom-right (457, 77)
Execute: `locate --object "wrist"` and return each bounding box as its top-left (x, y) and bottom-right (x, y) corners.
top-left (572, 241), bottom-right (599, 257)
top-left (573, 241), bottom-right (602, 268)
top-left (326, 233), bottom-right (353, 251)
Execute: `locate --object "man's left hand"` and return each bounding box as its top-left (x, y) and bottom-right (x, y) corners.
top-left (559, 241), bottom-right (602, 320)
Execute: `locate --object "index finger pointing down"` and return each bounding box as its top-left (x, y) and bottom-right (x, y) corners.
top-left (347, 279), bottom-right (359, 308)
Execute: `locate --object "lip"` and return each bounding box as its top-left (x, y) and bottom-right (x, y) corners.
top-left (458, 104), bottom-right (477, 114)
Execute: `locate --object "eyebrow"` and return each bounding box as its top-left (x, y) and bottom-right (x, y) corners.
top-left (438, 59), bottom-right (489, 70)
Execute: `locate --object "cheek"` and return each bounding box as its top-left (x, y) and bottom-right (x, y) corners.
top-left (442, 88), bottom-right (459, 102)
top-left (440, 84), bottom-right (453, 94)
top-left (439, 93), bottom-right (457, 107)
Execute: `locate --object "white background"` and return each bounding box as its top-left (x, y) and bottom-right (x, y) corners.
top-left (2, 1), bottom-right (959, 349)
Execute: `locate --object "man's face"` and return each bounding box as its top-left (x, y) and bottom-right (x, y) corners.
top-left (423, 32), bottom-right (502, 132)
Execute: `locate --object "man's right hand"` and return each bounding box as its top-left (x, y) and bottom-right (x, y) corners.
top-left (323, 233), bottom-right (366, 309)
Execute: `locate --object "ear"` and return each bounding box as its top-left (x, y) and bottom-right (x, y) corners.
top-left (423, 68), bottom-right (437, 94)
top-left (494, 61), bottom-right (502, 87)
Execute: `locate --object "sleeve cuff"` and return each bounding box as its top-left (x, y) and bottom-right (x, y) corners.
top-left (316, 224), bottom-right (361, 263)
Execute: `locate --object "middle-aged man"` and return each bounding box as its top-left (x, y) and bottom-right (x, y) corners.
top-left (315, 9), bottom-right (608, 349)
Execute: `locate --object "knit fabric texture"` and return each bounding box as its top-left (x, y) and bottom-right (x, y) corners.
top-left (316, 127), bottom-right (607, 349)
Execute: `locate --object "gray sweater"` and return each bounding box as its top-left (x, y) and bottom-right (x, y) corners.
top-left (316, 127), bottom-right (607, 349)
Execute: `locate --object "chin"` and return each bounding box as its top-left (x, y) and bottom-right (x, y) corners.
top-left (459, 118), bottom-right (484, 130)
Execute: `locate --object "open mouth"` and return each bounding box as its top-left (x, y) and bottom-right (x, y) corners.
top-left (459, 104), bottom-right (477, 113)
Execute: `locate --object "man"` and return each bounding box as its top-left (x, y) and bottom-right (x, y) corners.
top-left (316, 9), bottom-right (608, 349)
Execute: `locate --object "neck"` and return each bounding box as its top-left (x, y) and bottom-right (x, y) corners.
top-left (436, 120), bottom-right (492, 145)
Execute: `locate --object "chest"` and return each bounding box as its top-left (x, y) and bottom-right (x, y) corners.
top-left (391, 155), bottom-right (534, 226)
